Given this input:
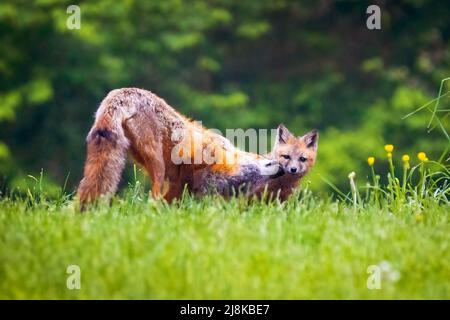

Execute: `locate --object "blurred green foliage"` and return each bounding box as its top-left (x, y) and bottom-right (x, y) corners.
top-left (0, 0), bottom-right (449, 195)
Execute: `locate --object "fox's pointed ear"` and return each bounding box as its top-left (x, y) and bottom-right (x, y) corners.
top-left (276, 124), bottom-right (294, 145)
top-left (301, 129), bottom-right (319, 150)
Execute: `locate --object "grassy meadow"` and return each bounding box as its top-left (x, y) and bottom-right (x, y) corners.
top-left (0, 155), bottom-right (449, 299)
top-left (1, 1), bottom-right (449, 301)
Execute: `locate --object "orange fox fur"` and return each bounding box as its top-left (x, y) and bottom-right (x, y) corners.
top-left (264, 124), bottom-right (319, 201)
top-left (77, 88), bottom-right (284, 208)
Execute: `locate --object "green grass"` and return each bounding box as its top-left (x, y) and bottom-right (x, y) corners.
top-left (3, 81), bottom-right (449, 300)
top-left (0, 188), bottom-right (448, 299)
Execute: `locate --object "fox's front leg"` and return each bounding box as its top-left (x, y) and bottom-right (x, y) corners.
top-left (151, 169), bottom-right (165, 199)
top-left (163, 165), bottom-right (191, 202)
top-left (145, 154), bottom-right (165, 199)
top-left (163, 182), bottom-right (183, 202)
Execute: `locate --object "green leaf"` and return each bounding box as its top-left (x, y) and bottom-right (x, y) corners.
top-left (237, 21), bottom-right (270, 39)
top-left (0, 91), bottom-right (21, 121)
top-left (26, 78), bottom-right (53, 105)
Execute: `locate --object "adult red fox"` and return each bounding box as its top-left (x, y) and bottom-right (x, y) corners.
top-left (77, 88), bottom-right (318, 208)
top-left (78, 88), bottom-right (279, 208)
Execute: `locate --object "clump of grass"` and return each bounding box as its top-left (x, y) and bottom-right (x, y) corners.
top-left (363, 147), bottom-right (449, 212)
top-left (338, 78), bottom-right (450, 212)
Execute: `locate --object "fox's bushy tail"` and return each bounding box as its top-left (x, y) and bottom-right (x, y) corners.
top-left (77, 90), bottom-right (130, 210)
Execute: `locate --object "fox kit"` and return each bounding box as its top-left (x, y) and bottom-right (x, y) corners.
top-left (262, 124), bottom-right (319, 201)
top-left (77, 88), bottom-right (280, 208)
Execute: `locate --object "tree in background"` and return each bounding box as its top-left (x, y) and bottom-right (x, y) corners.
top-left (0, 0), bottom-right (449, 195)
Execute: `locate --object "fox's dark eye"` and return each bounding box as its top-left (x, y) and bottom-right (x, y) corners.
top-left (281, 155), bottom-right (290, 160)
top-left (299, 156), bottom-right (307, 162)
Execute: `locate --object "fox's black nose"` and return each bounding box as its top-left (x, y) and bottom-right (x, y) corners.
top-left (290, 167), bottom-right (297, 173)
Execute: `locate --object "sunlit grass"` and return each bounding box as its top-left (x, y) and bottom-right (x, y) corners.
top-left (0, 176), bottom-right (448, 299)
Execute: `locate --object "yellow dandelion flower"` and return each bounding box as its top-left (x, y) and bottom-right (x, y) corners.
top-left (417, 152), bottom-right (427, 162)
top-left (367, 157), bottom-right (375, 166)
top-left (402, 154), bottom-right (410, 162)
top-left (384, 144), bottom-right (394, 153)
